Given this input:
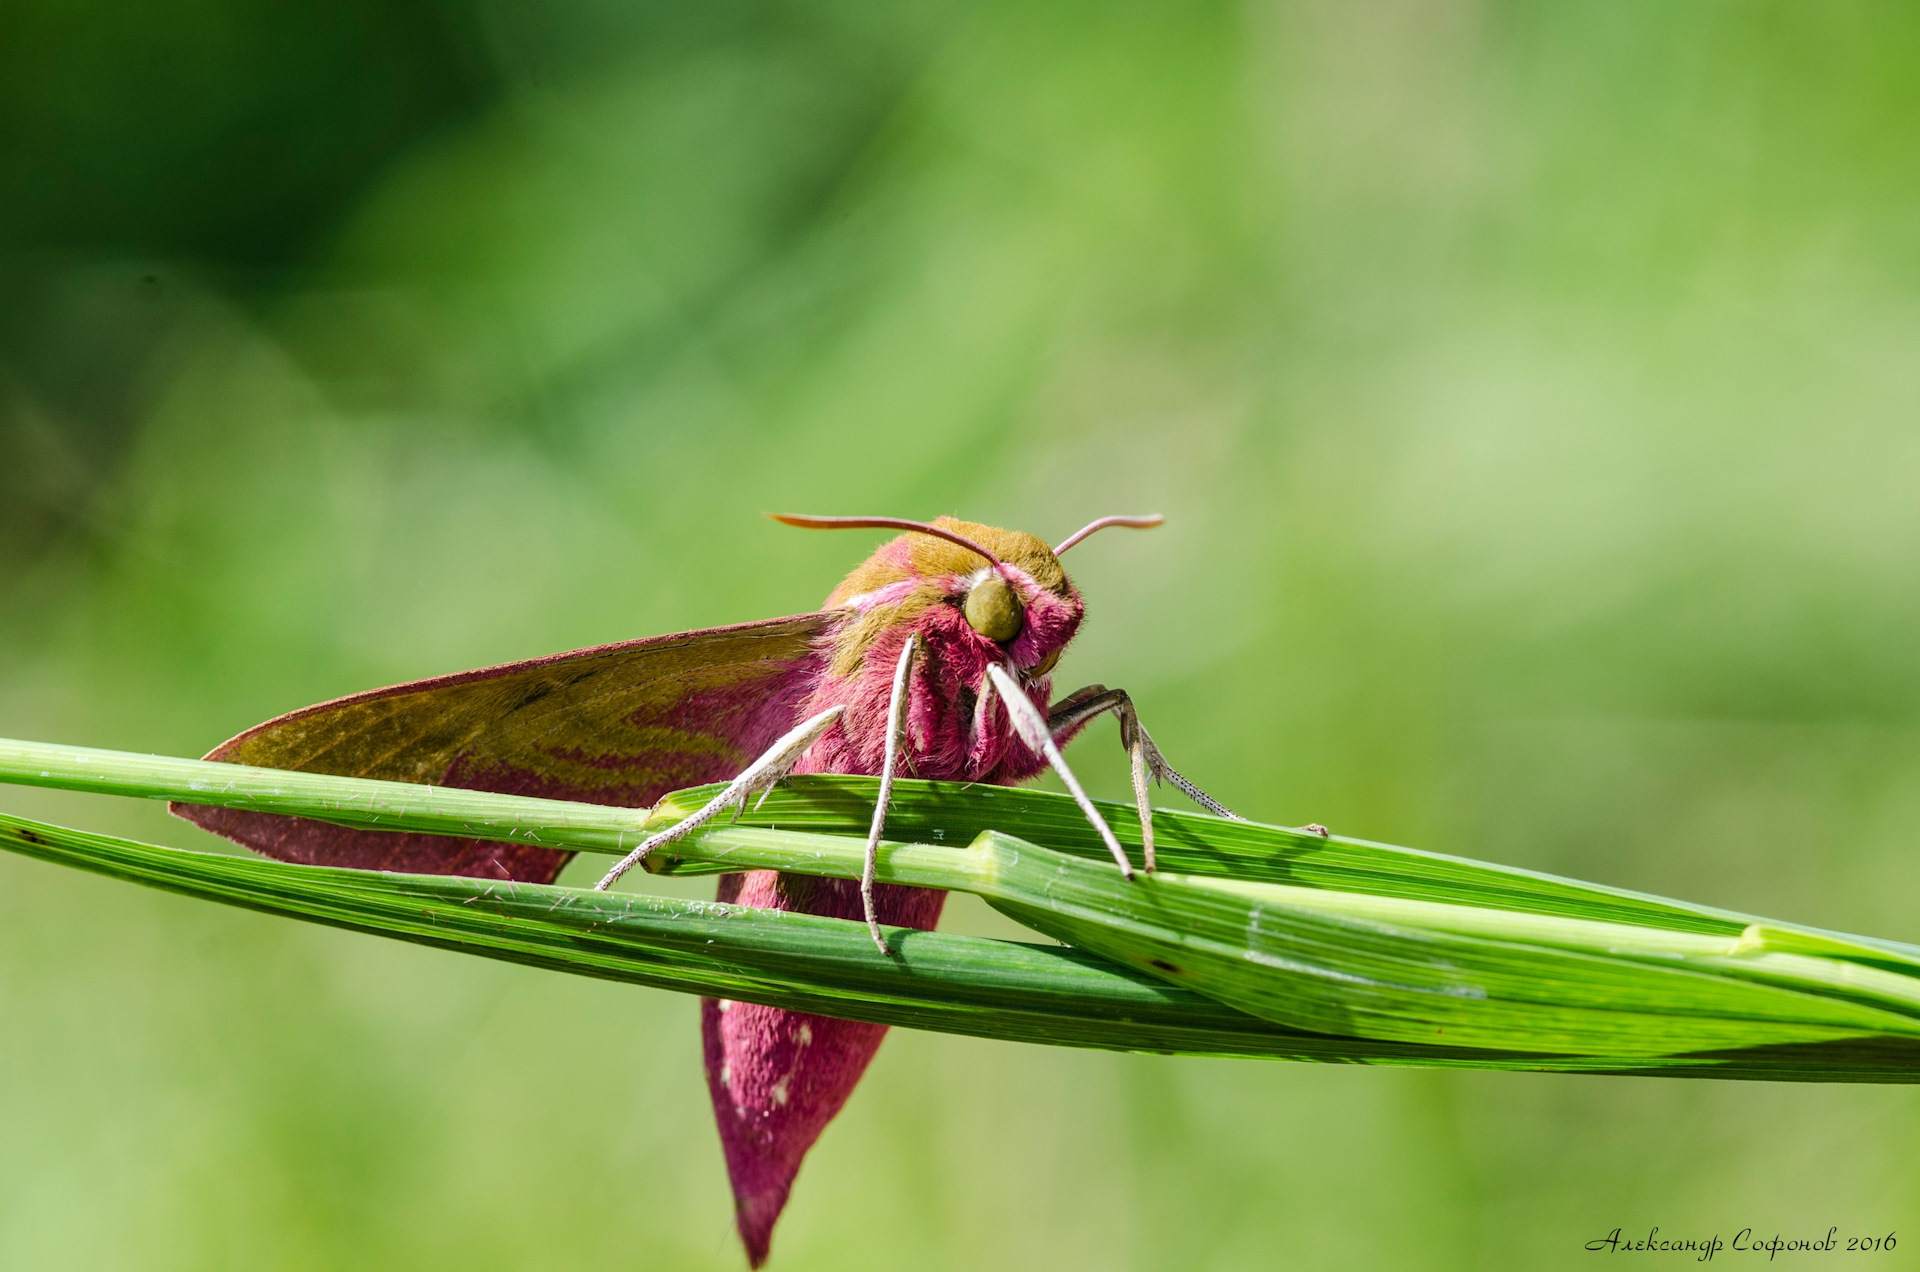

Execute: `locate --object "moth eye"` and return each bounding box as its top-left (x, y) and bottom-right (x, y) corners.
top-left (962, 574), bottom-right (1024, 643)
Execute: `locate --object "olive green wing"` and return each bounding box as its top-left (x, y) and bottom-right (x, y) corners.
top-left (171, 613), bottom-right (834, 883)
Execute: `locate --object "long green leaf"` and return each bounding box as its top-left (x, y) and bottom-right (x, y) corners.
top-left (5, 810), bottom-right (1919, 1082)
top-left (655, 778), bottom-right (1765, 936)
top-left (644, 782), bottom-right (1920, 1057)
top-left (5, 736), bottom-right (1920, 1080)
top-left (632, 819), bottom-right (1920, 1059)
top-left (0, 737), bottom-right (1820, 941)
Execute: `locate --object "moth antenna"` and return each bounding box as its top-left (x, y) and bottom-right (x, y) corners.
top-left (1054, 514), bottom-right (1164, 554)
top-left (767, 513), bottom-right (1005, 566)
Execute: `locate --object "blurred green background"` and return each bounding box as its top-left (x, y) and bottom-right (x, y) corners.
top-left (4, 0), bottom-right (1920, 1267)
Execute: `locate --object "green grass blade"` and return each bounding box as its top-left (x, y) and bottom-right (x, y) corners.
top-left (666, 776), bottom-right (1920, 969)
top-left (5, 808), bottom-right (1920, 1083)
top-left (656, 778), bottom-right (1760, 935)
top-left (0, 808), bottom-right (1299, 1059)
top-left (979, 854), bottom-right (1920, 1059)
top-left (0, 735), bottom-right (658, 852)
top-left (636, 820), bottom-right (1920, 1059)
top-left (6, 735), bottom-right (1893, 963)
top-left (8, 735), bottom-right (1920, 1077)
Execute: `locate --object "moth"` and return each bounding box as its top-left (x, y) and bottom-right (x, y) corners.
top-left (173, 514), bottom-right (1236, 1267)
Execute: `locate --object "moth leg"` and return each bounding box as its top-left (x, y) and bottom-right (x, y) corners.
top-left (593, 705), bottom-right (846, 891)
top-left (1047, 686), bottom-right (1241, 873)
top-left (860, 634), bottom-right (919, 956)
top-left (985, 664), bottom-right (1135, 878)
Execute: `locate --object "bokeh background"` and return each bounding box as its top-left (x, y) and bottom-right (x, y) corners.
top-left (5, 0), bottom-right (1920, 1267)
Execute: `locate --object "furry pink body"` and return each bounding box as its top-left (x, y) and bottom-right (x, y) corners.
top-left (704, 550), bottom-right (1087, 1265)
top-left (171, 514), bottom-right (1144, 1269)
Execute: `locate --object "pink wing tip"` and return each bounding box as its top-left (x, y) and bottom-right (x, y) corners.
top-left (735, 1188), bottom-right (788, 1268)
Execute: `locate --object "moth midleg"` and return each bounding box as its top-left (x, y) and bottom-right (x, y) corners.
top-left (860, 634), bottom-right (918, 955)
top-left (1047, 686), bottom-right (1241, 873)
top-left (593, 705), bottom-right (846, 891)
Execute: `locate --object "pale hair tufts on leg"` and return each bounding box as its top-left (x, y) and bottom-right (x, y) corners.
top-left (860, 633), bottom-right (919, 955)
top-left (594, 706), bottom-right (846, 891)
top-left (985, 663), bottom-right (1134, 878)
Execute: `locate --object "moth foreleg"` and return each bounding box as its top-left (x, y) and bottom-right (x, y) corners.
top-left (593, 704), bottom-right (847, 891)
top-left (1047, 685), bottom-right (1241, 873)
top-left (987, 664), bottom-right (1134, 878)
top-left (860, 634), bottom-right (918, 956)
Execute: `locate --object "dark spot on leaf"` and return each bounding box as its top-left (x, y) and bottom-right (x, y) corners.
top-left (1149, 958), bottom-right (1180, 974)
top-left (16, 828), bottom-right (44, 845)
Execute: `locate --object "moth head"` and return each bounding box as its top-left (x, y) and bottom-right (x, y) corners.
top-left (771, 512), bottom-right (1160, 681)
